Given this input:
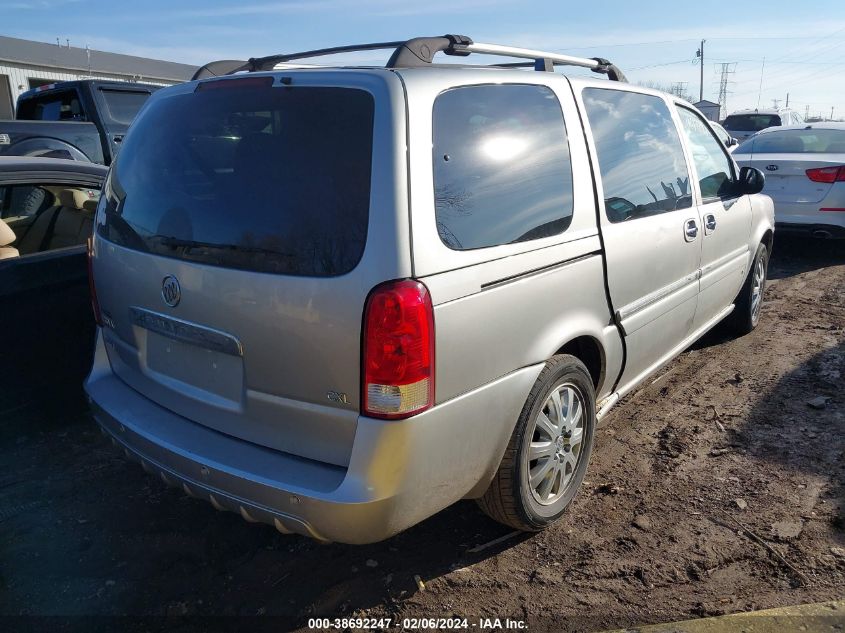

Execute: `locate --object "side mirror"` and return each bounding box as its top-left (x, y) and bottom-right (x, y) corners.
top-left (728, 137), bottom-right (738, 147)
top-left (738, 166), bottom-right (765, 195)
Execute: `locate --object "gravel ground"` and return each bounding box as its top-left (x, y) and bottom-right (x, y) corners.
top-left (1, 235), bottom-right (843, 632)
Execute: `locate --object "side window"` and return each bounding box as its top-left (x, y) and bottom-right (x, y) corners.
top-left (432, 84), bottom-right (574, 250)
top-left (583, 89), bottom-right (692, 223)
top-left (1, 184), bottom-right (100, 258)
top-left (677, 107), bottom-right (736, 201)
top-left (17, 90), bottom-right (86, 122)
top-left (0, 185), bottom-right (51, 222)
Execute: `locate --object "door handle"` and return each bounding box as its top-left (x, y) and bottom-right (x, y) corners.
top-left (704, 214), bottom-right (717, 234)
top-left (684, 219), bottom-right (699, 242)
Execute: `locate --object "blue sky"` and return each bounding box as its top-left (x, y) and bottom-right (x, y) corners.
top-left (3, 0), bottom-right (844, 117)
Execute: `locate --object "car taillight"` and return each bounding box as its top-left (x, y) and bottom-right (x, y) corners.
top-left (362, 280), bottom-right (434, 419)
top-left (806, 165), bottom-right (845, 183)
top-left (87, 236), bottom-right (102, 326)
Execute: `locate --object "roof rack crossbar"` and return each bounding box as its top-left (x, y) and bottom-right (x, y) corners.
top-left (191, 35), bottom-right (626, 82)
top-left (249, 41), bottom-right (406, 73)
top-left (462, 43), bottom-right (626, 81)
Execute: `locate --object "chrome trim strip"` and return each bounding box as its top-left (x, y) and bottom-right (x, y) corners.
top-left (700, 245), bottom-right (749, 277)
top-left (130, 307), bottom-right (243, 357)
top-left (615, 270), bottom-right (701, 323)
top-left (480, 251), bottom-right (601, 291)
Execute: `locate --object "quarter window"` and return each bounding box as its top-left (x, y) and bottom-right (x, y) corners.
top-left (583, 88), bottom-right (692, 222)
top-left (677, 106), bottom-right (736, 200)
top-left (432, 84), bottom-right (574, 250)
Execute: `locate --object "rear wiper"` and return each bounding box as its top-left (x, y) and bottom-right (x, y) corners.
top-left (156, 236), bottom-right (291, 256)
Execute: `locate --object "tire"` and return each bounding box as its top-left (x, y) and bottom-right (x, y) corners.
top-left (728, 242), bottom-right (768, 336)
top-left (477, 354), bottom-right (596, 531)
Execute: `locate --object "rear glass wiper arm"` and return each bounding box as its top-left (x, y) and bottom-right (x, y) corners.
top-left (156, 236), bottom-right (292, 256)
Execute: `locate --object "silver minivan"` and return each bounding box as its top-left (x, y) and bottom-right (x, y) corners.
top-left (86, 36), bottom-right (774, 544)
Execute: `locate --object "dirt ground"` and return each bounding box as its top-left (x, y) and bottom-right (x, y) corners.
top-left (1, 236), bottom-right (844, 632)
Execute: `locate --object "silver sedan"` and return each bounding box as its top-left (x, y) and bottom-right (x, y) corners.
top-left (733, 123), bottom-right (845, 238)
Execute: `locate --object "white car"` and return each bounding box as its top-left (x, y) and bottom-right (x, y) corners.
top-left (723, 108), bottom-right (804, 143)
top-left (733, 123), bottom-right (845, 238)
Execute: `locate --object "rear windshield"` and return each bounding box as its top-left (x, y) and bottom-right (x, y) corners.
top-left (99, 89), bottom-right (151, 125)
top-left (734, 128), bottom-right (845, 154)
top-left (723, 114), bottom-right (781, 132)
top-left (98, 81), bottom-right (374, 276)
top-left (17, 90), bottom-right (85, 121)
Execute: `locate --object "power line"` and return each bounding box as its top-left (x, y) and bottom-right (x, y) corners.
top-left (628, 59), bottom-right (694, 70)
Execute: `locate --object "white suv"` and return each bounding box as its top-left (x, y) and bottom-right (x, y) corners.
top-left (723, 107), bottom-right (804, 143)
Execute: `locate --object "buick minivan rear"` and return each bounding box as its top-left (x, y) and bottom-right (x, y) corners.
top-left (85, 71), bottom-right (456, 543)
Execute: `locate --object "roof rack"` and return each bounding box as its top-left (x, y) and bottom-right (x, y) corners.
top-left (191, 34), bottom-right (627, 82)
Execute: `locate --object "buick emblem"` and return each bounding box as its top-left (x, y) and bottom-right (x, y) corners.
top-left (765, 164), bottom-right (779, 171)
top-left (161, 275), bottom-right (181, 307)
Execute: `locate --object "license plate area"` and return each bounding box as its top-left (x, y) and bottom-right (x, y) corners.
top-left (145, 332), bottom-right (243, 404)
top-left (131, 307), bottom-right (245, 406)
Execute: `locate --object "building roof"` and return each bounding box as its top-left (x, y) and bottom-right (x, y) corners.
top-left (0, 35), bottom-right (197, 82)
top-left (694, 100), bottom-right (720, 108)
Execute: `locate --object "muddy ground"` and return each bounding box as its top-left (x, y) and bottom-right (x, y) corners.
top-left (1, 236), bottom-right (843, 632)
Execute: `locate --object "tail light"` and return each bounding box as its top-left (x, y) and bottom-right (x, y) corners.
top-left (87, 236), bottom-right (102, 326)
top-left (806, 165), bottom-right (845, 183)
top-left (362, 280), bottom-right (434, 419)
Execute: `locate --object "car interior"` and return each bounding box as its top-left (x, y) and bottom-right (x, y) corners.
top-left (0, 184), bottom-right (100, 259)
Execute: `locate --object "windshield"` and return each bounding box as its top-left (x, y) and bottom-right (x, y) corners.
top-left (97, 81), bottom-right (374, 276)
top-left (723, 114), bottom-right (782, 132)
top-left (99, 89), bottom-right (152, 125)
top-left (734, 128), bottom-right (845, 154)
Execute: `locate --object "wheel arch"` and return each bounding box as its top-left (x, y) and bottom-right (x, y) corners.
top-left (553, 335), bottom-right (605, 394)
top-left (761, 228), bottom-right (774, 253)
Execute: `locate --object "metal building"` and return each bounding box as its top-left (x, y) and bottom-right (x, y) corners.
top-left (693, 100), bottom-right (722, 122)
top-left (0, 35), bottom-right (197, 117)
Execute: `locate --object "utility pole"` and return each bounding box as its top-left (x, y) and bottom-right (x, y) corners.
top-left (670, 81), bottom-right (689, 100)
top-left (785, 93), bottom-right (789, 108)
top-left (696, 39), bottom-right (706, 102)
top-left (756, 58), bottom-right (766, 109)
top-left (832, 107), bottom-right (835, 121)
top-left (805, 104), bottom-right (810, 120)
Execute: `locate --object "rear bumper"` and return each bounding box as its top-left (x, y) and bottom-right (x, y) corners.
top-left (85, 329), bottom-right (541, 544)
top-left (772, 199), bottom-right (845, 236)
top-left (775, 221), bottom-right (845, 239)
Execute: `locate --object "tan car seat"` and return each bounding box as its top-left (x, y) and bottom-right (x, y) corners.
top-left (0, 220), bottom-right (19, 259)
top-left (16, 188), bottom-right (96, 255)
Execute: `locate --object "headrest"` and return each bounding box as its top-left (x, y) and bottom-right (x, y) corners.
top-left (59, 189), bottom-right (93, 210)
